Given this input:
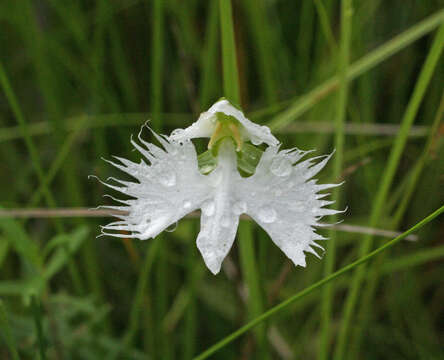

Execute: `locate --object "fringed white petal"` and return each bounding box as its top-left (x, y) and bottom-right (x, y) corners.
top-left (100, 130), bottom-right (211, 240)
top-left (169, 99), bottom-right (279, 146)
top-left (235, 146), bottom-right (341, 267)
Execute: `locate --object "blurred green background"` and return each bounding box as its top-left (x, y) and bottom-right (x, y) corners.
top-left (0, 0), bottom-right (443, 359)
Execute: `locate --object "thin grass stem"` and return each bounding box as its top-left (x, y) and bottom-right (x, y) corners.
top-left (320, 1), bottom-right (352, 358)
top-left (0, 300), bottom-right (21, 360)
top-left (193, 205), bottom-right (444, 360)
top-left (348, 89), bottom-right (444, 357)
top-left (0, 62), bottom-right (84, 295)
top-left (199, 1), bottom-right (220, 108)
top-left (269, 9), bottom-right (444, 130)
top-left (219, 0), bottom-right (240, 105)
top-left (219, 0), bottom-right (269, 357)
top-left (333, 23), bottom-right (444, 360)
top-left (30, 296), bottom-right (47, 360)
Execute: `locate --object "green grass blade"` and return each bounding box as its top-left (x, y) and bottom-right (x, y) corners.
top-left (149, 0), bottom-right (169, 357)
top-left (43, 227), bottom-right (89, 281)
top-left (333, 23), bottom-right (444, 360)
top-left (219, 0), bottom-right (240, 105)
top-left (182, 222), bottom-right (199, 359)
top-left (30, 296), bottom-right (47, 360)
top-left (0, 62), bottom-right (56, 210)
top-left (242, 0), bottom-right (277, 104)
top-left (29, 115), bottom-right (89, 207)
top-left (392, 90), bottom-right (444, 225)
top-left (0, 216), bottom-right (41, 269)
top-left (296, 0), bottom-right (315, 86)
top-left (348, 89), bottom-right (444, 357)
top-left (320, 0), bottom-right (352, 358)
top-left (109, 238), bottom-right (161, 359)
top-left (381, 245), bottom-right (444, 273)
top-left (0, 62), bottom-right (85, 294)
top-left (313, 0), bottom-right (337, 54)
top-left (193, 205), bottom-right (444, 360)
top-left (150, 0), bottom-right (164, 131)
top-left (199, 1), bottom-right (220, 108)
top-left (0, 300), bottom-right (20, 360)
top-left (238, 222), bottom-right (268, 357)
top-left (219, 0), bottom-right (269, 357)
top-left (269, 9), bottom-right (444, 130)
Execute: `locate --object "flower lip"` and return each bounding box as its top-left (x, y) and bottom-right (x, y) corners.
top-left (169, 98), bottom-right (279, 147)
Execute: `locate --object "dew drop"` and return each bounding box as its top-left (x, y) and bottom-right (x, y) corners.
top-left (250, 136), bottom-right (262, 145)
top-left (200, 164), bottom-right (215, 174)
top-left (290, 201), bottom-right (304, 212)
top-left (159, 168), bottom-right (176, 187)
top-left (232, 201), bottom-right (247, 215)
top-left (165, 222), bottom-right (178, 232)
top-left (183, 200), bottom-right (192, 209)
top-left (197, 235), bottom-right (210, 252)
top-left (270, 156), bottom-right (292, 177)
top-left (261, 125), bottom-right (271, 134)
top-left (170, 128), bottom-right (185, 137)
top-left (221, 216), bottom-right (231, 227)
top-left (202, 200), bottom-right (215, 216)
top-left (258, 207), bottom-right (277, 223)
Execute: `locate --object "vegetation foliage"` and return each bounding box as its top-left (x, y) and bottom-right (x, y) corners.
top-left (0, 1), bottom-right (443, 359)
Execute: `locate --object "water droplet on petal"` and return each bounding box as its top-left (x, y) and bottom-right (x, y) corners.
top-left (169, 147), bottom-right (178, 156)
top-left (197, 235), bottom-right (210, 252)
top-left (159, 168), bottom-right (176, 187)
top-left (202, 200), bottom-right (215, 216)
top-left (233, 201), bottom-right (247, 215)
top-left (290, 201), bottom-right (304, 212)
top-left (258, 207), bottom-right (277, 223)
top-left (250, 136), bottom-right (262, 145)
top-left (270, 156), bottom-right (292, 177)
top-left (170, 128), bottom-right (185, 137)
top-left (165, 222), bottom-right (178, 232)
top-left (183, 200), bottom-right (192, 209)
top-left (200, 164), bottom-right (215, 174)
top-left (221, 216), bottom-right (231, 227)
top-left (261, 125), bottom-right (271, 134)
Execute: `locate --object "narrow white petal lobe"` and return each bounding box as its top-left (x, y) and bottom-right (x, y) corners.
top-left (196, 141), bottom-right (241, 274)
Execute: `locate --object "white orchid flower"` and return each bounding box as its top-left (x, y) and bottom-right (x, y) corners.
top-left (97, 99), bottom-right (342, 274)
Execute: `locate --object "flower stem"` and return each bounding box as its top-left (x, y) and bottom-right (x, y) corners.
top-left (219, 0), bottom-right (269, 357)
